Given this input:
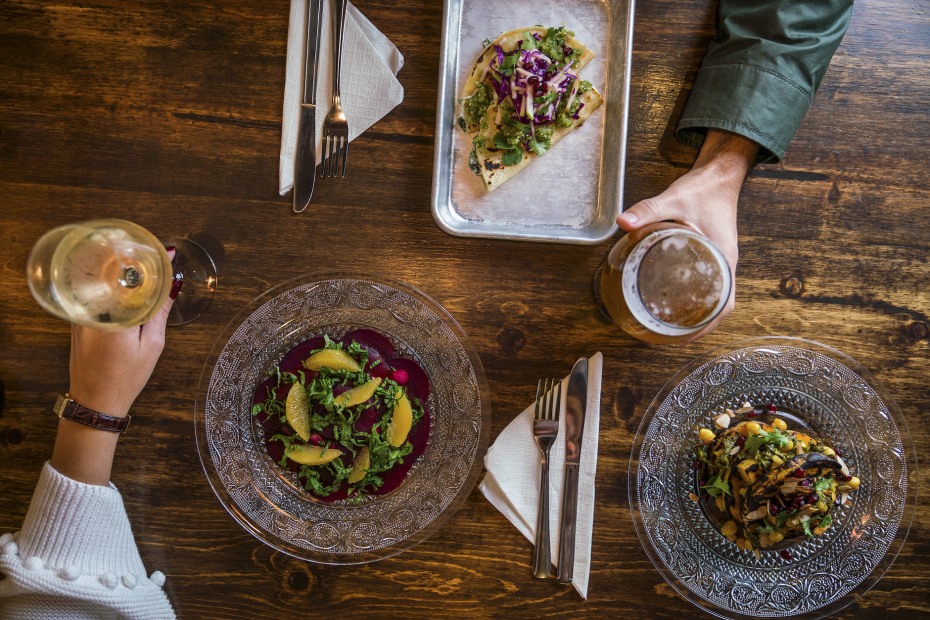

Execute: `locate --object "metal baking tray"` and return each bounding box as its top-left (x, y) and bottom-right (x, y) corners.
top-left (431, 0), bottom-right (634, 244)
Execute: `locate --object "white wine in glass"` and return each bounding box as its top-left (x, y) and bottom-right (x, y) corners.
top-left (27, 219), bottom-right (215, 329)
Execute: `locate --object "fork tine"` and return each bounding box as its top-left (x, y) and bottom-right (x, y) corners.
top-left (534, 379), bottom-right (544, 419)
top-left (326, 136), bottom-right (334, 177)
top-left (553, 380), bottom-right (562, 420)
top-left (339, 139), bottom-right (348, 177)
top-left (319, 135), bottom-right (328, 178)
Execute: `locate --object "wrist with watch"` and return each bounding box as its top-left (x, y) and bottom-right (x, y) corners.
top-left (53, 393), bottom-right (131, 433)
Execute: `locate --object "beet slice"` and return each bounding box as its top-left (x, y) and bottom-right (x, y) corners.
top-left (341, 328), bottom-right (397, 359)
top-left (279, 336), bottom-right (326, 374)
top-left (354, 405), bottom-right (382, 434)
top-left (387, 357), bottom-right (431, 402)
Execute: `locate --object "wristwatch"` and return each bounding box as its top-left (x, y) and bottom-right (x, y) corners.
top-left (53, 393), bottom-right (131, 433)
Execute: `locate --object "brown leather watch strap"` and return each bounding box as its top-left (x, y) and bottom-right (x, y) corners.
top-left (54, 393), bottom-right (131, 433)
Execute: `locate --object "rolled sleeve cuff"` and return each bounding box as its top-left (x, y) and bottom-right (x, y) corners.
top-left (676, 63), bottom-right (814, 164)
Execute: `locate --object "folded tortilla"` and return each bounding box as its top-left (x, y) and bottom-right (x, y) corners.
top-left (459, 27), bottom-right (603, 192)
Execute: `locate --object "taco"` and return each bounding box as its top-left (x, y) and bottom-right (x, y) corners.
top-left (457, 26), bottom-right (604, 192)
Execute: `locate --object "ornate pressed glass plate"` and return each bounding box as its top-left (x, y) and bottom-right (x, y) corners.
top-left (630, 336), bottom-right (916, 619)
top-left (195, 272), bottom-right (491, 564)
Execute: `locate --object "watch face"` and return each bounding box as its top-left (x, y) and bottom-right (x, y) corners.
top-left (53, 394), bottom-right (69, 417)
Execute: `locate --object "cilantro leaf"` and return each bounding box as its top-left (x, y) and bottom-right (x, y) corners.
top-left (527, 138), bottom-right (549, 156)
top-left (814, 478), bottom-right (831, 492)
top-left (497, 53), bottom-right (519, 76)
top-left (502, 149), bottom-right (523, 166)
top-left (701, 474), bottom-right (730, 497)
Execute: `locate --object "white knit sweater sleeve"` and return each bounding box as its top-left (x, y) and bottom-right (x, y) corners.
top-left (0, 462), bottom-right (176, 620)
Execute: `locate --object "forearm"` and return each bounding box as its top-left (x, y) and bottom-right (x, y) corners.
top-left (50, 419), bottom-right (120, 486)
top-left (678, 0), bottom-right (854, 162)
top-left (693, 129), bottom-right (759, 192)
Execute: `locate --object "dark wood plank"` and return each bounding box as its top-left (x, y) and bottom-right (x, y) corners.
top-left (1, 0), bottom-right (928, 618)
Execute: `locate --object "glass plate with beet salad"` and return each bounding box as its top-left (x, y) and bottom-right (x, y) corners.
top-left (251, 328), bottom-right (431, 502)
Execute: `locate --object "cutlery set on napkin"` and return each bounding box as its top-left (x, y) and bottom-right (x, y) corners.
top-left (279, 0), bottom-right (404, 211)
top-left (480, 353), bottom-right (603, 598)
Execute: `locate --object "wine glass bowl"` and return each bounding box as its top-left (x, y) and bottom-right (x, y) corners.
top-left (27, 219), bottom-right (173, 330)
top-left (27, 219), bottom-right (217, 329)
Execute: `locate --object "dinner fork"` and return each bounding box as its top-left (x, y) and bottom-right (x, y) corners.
top-left (531, 378), bottom-right (561, 578)
top-left (320, 0), bottom-right (349, 178)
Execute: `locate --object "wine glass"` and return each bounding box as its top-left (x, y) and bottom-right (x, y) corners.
top-left (26, 219), bottom-right (216, 329)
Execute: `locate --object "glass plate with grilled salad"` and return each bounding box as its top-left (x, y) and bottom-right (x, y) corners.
top-left (693, 403), bottom-right (860, 556)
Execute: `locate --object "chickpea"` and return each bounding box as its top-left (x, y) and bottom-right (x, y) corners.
top-left (746, 422), bottom-right (762, 435)
top-left (772, 418), bottom-right (788, 431)
top-left (822, 446), bottom-right (836, 457)
top-left (699, 428), bottom-right (715, 442)
top-left (768, 531), bottom-right (785, 544)
top-left (813, 525), bottom-right (828, 536)
top-left (721, 520), bottom-right (738, 537)
top-left (847, 476), bottom-right (861, 490)
top-left (735, 537), bottom-right (752, 551)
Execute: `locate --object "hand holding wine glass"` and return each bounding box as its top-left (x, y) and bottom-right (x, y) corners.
top-left (27, 219), bottom-right (216, 328)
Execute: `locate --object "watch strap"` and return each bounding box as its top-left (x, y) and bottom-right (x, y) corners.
top-left (54, 394), bottom-right (130, 433)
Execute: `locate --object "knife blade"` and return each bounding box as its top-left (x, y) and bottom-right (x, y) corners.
top-left (556, 356), bottom-right (588, 583)
top-left (293, 0), bottom-right (324, 213)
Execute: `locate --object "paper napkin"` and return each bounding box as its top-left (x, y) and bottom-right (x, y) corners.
top-left (279, 0), bottom-right (405, 195)
top-left (480, 353), bottom-right (603, 599)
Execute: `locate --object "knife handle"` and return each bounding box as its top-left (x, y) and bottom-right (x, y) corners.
top-left (330, 0), bottom-right (348, 98)
top-left (556, 462), bottom-right (581, 583)
top-left (532, 452), bottom-right (552, 578)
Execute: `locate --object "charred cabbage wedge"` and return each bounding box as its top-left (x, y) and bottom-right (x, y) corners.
top-left (693, 405), bottom-right (860, 555)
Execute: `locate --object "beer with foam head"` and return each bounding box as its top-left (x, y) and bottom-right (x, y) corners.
top-left (595, 223), bottom-right (732, 344)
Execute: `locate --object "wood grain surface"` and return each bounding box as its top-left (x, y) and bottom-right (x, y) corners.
top-left (1, 0), bottom-right (928, 618)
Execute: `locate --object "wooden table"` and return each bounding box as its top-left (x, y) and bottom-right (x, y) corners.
top-left (2, 0), bottom-right (928, 617)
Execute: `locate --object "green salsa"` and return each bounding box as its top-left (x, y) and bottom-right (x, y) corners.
top-left (463, 82), bottom-right (493, 126)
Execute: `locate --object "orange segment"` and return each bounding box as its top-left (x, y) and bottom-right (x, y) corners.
top-left (286, 445), bottom-right (342, 466)
top-left (387, 392), bottom-right (413, 447)
top-left (302, 349), bottom-right (361, 372)
top-left (335, 377), bottom-right (382, 408)
top-left (348, 447), bottom-right (370, 484)
top-left (285, 382), bottom-right (311, 441)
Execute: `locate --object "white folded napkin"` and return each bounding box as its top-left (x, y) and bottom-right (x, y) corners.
top-left (480, 353), bottom-right (603, 599)
top-left (279, 0), bottom-right (405, 195)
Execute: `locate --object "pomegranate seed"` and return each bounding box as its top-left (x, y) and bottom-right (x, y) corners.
top-left (840, 474), bottom-right (852, 482)
top-left (736, 436), bottom-right (746, 448)
top-left (747, 410), bottom-right (760, 418)
top-left (767, 404), bottom-right (778, 413)
top-left (794, 469), bottom-right (805, 478)
top-left (391, 369), bottom-right (409, 384)
top-left (309, 433), bottom-right (322, 445)
top-left (781, 550), bottom-right (793, 561)
top-left (800, 479), bottom-right (811, 487)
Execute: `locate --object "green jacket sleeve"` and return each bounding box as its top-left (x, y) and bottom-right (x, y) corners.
top-left (676, 0), bottom-right (854, 163)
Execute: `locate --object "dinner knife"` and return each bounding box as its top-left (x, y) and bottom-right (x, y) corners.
top-left (293, 0), bottom-right (324, 213)
top-left (556, 356), bottom-right (588, 584)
